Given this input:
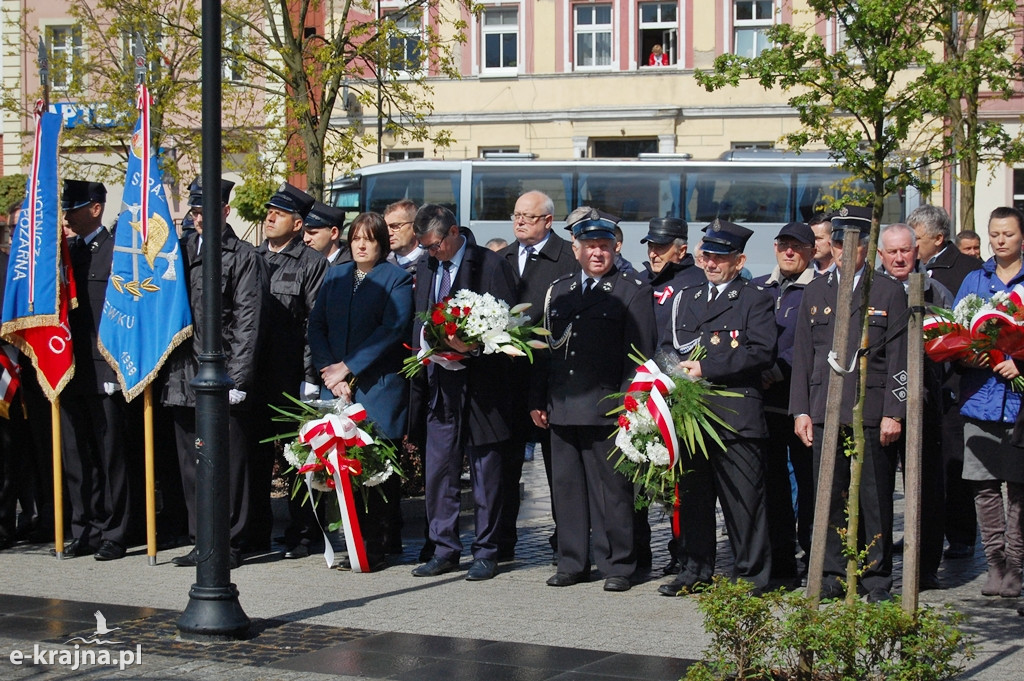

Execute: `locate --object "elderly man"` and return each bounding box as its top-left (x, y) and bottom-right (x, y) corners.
top-left (791, 206), bottom-right (908, 602)
top-left (750, 222), bottom-right (817, 582)
top-left (409, 205), bottom-right (517, 581)
top-left (907, 204), bottom-right (982, 561)
top-left (657, 220), bottom-right (776, 595)
top-left (58, 180), bottom-right (131, 561)
top-left (496, 191), bottom-right (578, 561)
top-left (303, 201), bottom-right (352, 266)
top-left (163, 177), bottom-right (265, 569)
top-left (385, 199), bottom-right (423, 273)
top-left (531, 208), bottom-right (656, 592)
top-left (251, 183), bottom-right (328, 558)
top-left (877, 222), bottom-right (950, 590)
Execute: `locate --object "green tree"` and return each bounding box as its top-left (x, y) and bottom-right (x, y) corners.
top-left (695, 0), bottom-right (1020, 601)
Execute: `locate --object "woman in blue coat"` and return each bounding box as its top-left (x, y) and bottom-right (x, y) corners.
top-left (308, 212), bottom-right (414, 569)
top-left (954, 206), bottom-right (1024, 599)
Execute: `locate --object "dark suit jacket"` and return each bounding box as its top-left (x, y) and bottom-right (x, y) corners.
top-left (660, 277), bottom-right (777, 439)
top-left (925, 244), bottom-right (981, 298)
top-left (408, 239), bottom-right (518, 446)
top-left (67, 228), bottom-right (116, 395)
top-left (534, 268), bottom-right (657, 426)
top-left (499, 233), bottom-right (579, 439)
top-left (308, 261), bottom-right (413, 439)
top-left (789, 270), bottom-right (908, 427)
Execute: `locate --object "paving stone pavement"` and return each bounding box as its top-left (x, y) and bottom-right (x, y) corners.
top-left (0, 458), bottom-right (1021, 680)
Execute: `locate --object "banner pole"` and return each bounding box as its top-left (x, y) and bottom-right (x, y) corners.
top-left (145, 385), bottom-right (157, 565)
top-left (51, 397), bottom-right (63, 559)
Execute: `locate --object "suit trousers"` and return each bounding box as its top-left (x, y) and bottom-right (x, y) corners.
top-left (172, 406), bottom-right (250, 545)
top-left (677, 438), bottom-right (771, 589)
top-left (812, 424), bottom-right (896, 593)
top-left (424, 368), bottom-right (502, 562)
top-left (764, 411), bottom-right (810, 576)
top-left (549, 424), bottom-right (635, 579)
top-left (60, 394), bottom-right (130, 547)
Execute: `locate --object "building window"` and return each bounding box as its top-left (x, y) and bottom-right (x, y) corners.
top-left (223, 20), bottom-right (245, 82)
top-left (389, 12), bottom-right (423, 73)
top-left (592, 138), bottom-right (658, 158)
top-left (481, 7), bottom-right (518, 74)
top-left (574, 4), bottom-right (613, 69)
top-left (479, 146), bottom-right (520, 156)
top-left (47, 25), bottom-right (83, 91)
top-left (639, 2), bottom-right (677, 67)
top-left (1013, 169), bottom-right (1024, 213)
top-left (733, 0), bottom-right (774, 58)
top-left (387, 150), bottom-right (425, 161)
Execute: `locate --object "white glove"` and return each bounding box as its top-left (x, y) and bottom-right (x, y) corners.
top-left (300, 381), bottom-right (319, 400)
top-left (228, 389), bottom-right (246, 405)
top-left (103, 382), bottom-right (118, 396)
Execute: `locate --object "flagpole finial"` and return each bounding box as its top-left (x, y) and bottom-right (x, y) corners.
top-left (133, 32), bottom-right (146, 86)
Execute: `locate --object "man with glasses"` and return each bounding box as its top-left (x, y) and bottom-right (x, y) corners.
top-left (496, 191), bottom-right (578, 563)
top-left (658, 219), bottom-right (776, 596)
top-left (408, 205), bottom-right (517, 581)
top-left (750, 222), bottom-right (817, 584)
top-left (162, 177), bottom-right (266, 568)
top-left (385, 199), bottom-right (423, 273)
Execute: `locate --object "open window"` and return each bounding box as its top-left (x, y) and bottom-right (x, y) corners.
top-left (639, 2), bottom-right (677, 67)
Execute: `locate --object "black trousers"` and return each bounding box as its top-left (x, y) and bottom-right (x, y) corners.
top-left (60, 394), bottom-right (130, 547)
top-left (812, 424), bottom-right (896, 593)
top-left (677, 438), bottom-right (771, 589)
top-left (764, 411), bottom-right (812, 576)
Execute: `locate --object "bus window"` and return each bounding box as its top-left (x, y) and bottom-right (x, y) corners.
top-left (577, 168), bottom-right (680, 220)
top-left (684, 170), bottom-right (790, 224)
top-left (363, 170), bottom-right (459, 215)
top-left (795, 171), bottom-right (906, 224)
top-left (470, 167), bottom-right (573, 221)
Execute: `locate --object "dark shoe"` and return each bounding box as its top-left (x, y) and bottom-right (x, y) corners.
top-left (893, 538), bottom-right (904, 554)
top-left (284, 544), bottom-right (310, 559)
top-left (604, 576), bottom-right (631, 592)
top-left (0, 537), bottom-right (12, 551)
top-left (546, 571), bottom-right (588, 587)
top-left (919, 574), bottom-right (942, 591)
top-left (411, 555), bottom-right (458, 577)
top-left (658, 573), bottom-right (709, 597)
top-left (338, 555), bottom-right (387, 572)
top-left (157, 535), bottom-right (190, 551)
top-left (94, 541), bottom-right (126, 561)
top-left (818, 581), bottom-right (845, 601)
top-left (56, 538), bottom-right (97, 558)
top-left (866, 588), bottom-right (892, 603)
top-left (661, 557), bottom-right (681, 576)
top-left (171, 548), bottom-right (198, 567)
top-left (944, 542), bottom-right (974, 559)
top-left (466, 558), bottom-right (497, 581)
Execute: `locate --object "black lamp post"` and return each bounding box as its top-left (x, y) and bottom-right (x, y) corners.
top-left (177, 0), bottom-right (250, 640)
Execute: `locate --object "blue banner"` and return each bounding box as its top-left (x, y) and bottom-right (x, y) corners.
top-left (98, 85), bottom-right (192, 401)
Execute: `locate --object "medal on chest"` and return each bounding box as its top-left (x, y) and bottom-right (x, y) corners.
top-left (730, 330), bottom-right (739, 348)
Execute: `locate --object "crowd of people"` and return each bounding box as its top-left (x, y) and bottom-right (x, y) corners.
top-left (2, 179), bottom-right (1023, 604)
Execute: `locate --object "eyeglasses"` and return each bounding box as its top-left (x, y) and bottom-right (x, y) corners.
top-left (421, 231), bottom-right (450, 254)
top-left (511, 213), bottom-right (550, 224)
top-left (774, 240), bottom-right (812, 252)
top-left (386, 220), bottom-right (412, 231)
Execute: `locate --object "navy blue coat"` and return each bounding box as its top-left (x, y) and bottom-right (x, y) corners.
top-left (308, 261), bottom-right (413, 440)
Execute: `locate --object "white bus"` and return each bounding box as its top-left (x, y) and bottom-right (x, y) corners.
top-left (329, 151), bottom-right (915, 277)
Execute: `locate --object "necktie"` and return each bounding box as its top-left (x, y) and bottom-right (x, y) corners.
top-left (583, 277), bottom-right (595, 295)
top-left (707, 286), bottom-right (718, 307)
top-left (522, 245), bottom-right (535, 275)
top-left (438, 261), bottom-right (452, 300)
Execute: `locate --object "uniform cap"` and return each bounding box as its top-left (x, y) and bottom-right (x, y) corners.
top-left (641, 217), bottom-right (688, 245)
top-left (61, 180), bottom-right (106, 211)
top-left (700, 219), bottom-right (753, 254)
top-left (187, 177), bottom-right (234, 207)
top-left (265, 182), bottom-right (315, 219)
top-left (830, 205), bottom-right (872, 238)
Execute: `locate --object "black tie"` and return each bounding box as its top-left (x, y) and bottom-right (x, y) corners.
top-left (707, 286), bottom-right (718, 307)
top-left (583, 277), bottom-right (595, 295)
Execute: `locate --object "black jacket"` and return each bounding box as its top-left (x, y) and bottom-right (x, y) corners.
top-left (644, 256), bottom-right (706, 344)
top-left (66, 228), bottom-right (117, 395)
top-left (159, 224), bottom-right (267, 407)
top-left (925, 244), bottom-right (981, 298)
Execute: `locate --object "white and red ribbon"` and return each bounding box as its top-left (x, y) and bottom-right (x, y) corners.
top-left (627, 360), bottom-right (680, 468)
top-left (297, 405), bottom-right (375, 571)
top-left (415, 326), bottom-right (467, 370)
top-left (654, 286), bottom-right (674, 305)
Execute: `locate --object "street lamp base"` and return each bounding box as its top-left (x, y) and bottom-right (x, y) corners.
top-left (177, 583), bottom-right (251, 641)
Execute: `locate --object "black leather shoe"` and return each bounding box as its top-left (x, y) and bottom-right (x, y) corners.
top-left (867, 588), bottom-right (892, 603)
top-left (604, 576), bottom-right (631, 592)
top-left (944, 542), bottom-right (974, 559)
top-left (94, 541), bottom-right (126, 561)
top-left (920, 574), bottom-right (942, 591)
top-left (658, 573), bottom-right (709, 597)
top-left (466, 558), bottom-right (497, 581)
top-left (661, 557), bottom-right (681, 576)
top-left (0, 536), bottom-right (12, 551)
top-left (337, 555), bottom-right (387, 571)
top-left (411, 555), bottom-right (458, 577)
top-left (819, 581), bottom-right (845, 601)
top-left (284, 544), bottom-right (310, 559)
top-left (172, 548), bottom-right (198, 566)
top-left (546, 571), bottom-right (588, 587)
top-left (56, 538), bottom-right (97, 557)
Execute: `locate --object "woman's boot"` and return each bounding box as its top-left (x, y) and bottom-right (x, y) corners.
top-left (983, 558), bottom-right (1007, 596)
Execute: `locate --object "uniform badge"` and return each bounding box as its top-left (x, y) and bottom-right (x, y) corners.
top-left (810, 306), bottom-right (817, 315)
top-left (654, 286), bottom-right (674, 305)
top-left (892, 370), bottom-right (909, 403)
top-left (823, 306), bottom-right (831, 315)
top-left (694, 290), bottom-right (702, 300)
top-left (710, 333), bottom-right (721, 345)
top-left (838, 207), bottom-right (849, 218)
top-left (711, 218), bottom-right (722, 232)
top-left (730, 330), bottom-right (739, 348)
top-left (602, 281), bottom-right (613, 292)
top-left (727, 289), bottom-right (738, 300)
top-left (867, 307), bottom-right (888, 317)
